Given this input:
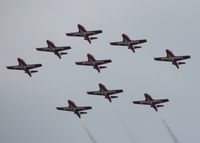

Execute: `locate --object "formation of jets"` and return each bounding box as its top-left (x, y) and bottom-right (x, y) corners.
top-left (6, 24), bottom-right (191, 118)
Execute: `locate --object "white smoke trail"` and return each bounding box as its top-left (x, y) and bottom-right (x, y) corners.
top-left (162, 118), bottom-right (180, 143)
top-left (84, 125), bottom-right (98, 143)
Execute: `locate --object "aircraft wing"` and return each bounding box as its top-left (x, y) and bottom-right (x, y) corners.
top-left (154, 57), bottom-right (171, 62)
top-left (75, 61), bottom-right (93, 66)
top-left (76, 106), bottom-right (92, 111)
top-left (66, 32), bottom-right (83, 37)
top-left (36, 47), bottom-right (52, 52)
top-left (56, 107), bottom-right (74, 111)
top-left (173, 55), bottom-right (191, 61)
top-left (7, 65), bottom-right (23, 70)
top-left (107, 89), bottom-right (123, 95)
top-left (36, 46), bottom-right (71, 52)
top-left (130, 39), bottom-right (147, 45)
top-left (94, 59), bottom-right (112, 65)
top-left (85, 30), bottom-right (102, 36)
top-left (152, 99), bottom-right (169, 104)
top-left (87, 91), bottom-right (105, 96)
top-left (26, 64), bottom-right (42, 69)
top-left (133, 100), bottom-right (149, 105)
top-left (110, 41), bottom-right (126, 46)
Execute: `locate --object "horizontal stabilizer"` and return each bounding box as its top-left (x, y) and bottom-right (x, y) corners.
top-left (111, 96), bottom-right (118, 99)
top-left (99, 66), bottom-right (107, 69)
top-left (30, 70), bottom-right (38, 73)
top-left (134, 46), bottom-right (141, 49)
top-left (157, 105), bottom-right (164, 108)
top-left (178, 62), bottom-right (185, 65)
top-left (80, 112), bottom-right (87, 114)
top-left (90, 37), bottom-right (98, 40)
top-left (60, 52), bottom-right (68, 55)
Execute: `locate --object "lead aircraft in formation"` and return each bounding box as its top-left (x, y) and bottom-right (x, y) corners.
top-left (66, 24), bottom-right (103, 44)
top-left (36, 40), bottom-right (71, 59)
top-left (133, 93), bottom-right (169, 112)
top-left (56, 100), bottom-right (92, 118)
top-left (110, 34), bottom-right (147, 53)
top-left (7, 58), bottom-right (42, 77)
top-left (154, 49), bottom-right (191, 69)
top-left (75, 53), bottom-right (112, 73)
top-left (87, 83), bottom-right (123, 102)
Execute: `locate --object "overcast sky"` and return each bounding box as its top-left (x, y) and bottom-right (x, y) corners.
top-left (1, 0), bottom-right (200, 143)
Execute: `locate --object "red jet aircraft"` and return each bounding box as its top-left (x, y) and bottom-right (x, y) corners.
top-left (154, 49), bottom-right (191, 69)
top-left (133, 93), bottom-right (169, 112)
top-left (56, 100), bottom-right (92, 118)
top-left (87, 83), bottom-right (123, 102)
top-left (110, 34), bottom-right (147, 53)
top-left (75, 53), bottom-right (112, 73)
top-left (66, 24), bottom-right (103, 44)
top-left (7, 58), bottom-right (42, 77)
top-left (36, 40), bottom-right (71, 59)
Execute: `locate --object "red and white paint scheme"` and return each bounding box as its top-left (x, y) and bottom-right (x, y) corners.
top-left (154, 49), bottom-right (191, 69)
top-left (7, 58), bottom-right (42, 77)
top-left (66, 24), bottom-right (103, 44)
top-left (36, 40), bottom-right (71, 59)
top-left (75, 53), bottom-right (112, 73)
top-left (56, 100), bottom-right (92, 118)
top-left (87, 83), bottom-right (123, 102)
top-left (133, 93), bottom-right (169, 112)
top-left (110, 34), bottom-right (147, 53)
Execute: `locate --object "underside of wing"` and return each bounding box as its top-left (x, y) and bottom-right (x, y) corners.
top-left (154, 57), bottom-right (171, 62)
top-left (7, 65), bottom-right (22, 70)
top-left (66, 32), bottom-right (83, 37)
top-left (95, 59), bottom-right (112, 65)
top-left (87, 91), bottom-right (105, 96)
top-left (27, 64), bottom-right (42, 69)
top-left (174, 55), bottom-right (191, 61)
top-left (130, 39), bottom-right (147, 45)
top-left (76, 106), bottom-right (92, 111)
top-left (85, 30), bottom-right (102, 36)
top-left (153, 99), bottom-right (169, 104)
top-left (36, 47), bottom-right (51, 52)
top-left (54, 46), bottom-right (71, 51)
top-left (56, 107), bottom-right (73, 111)
top-left (75, 61), bottom-right (92, 66)
top-left (133, 100), bottom-right (149, 105)
top-left (107, 89), bottom-right (123, 95)
top-left (110, 41), bottom-right (126, 46)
